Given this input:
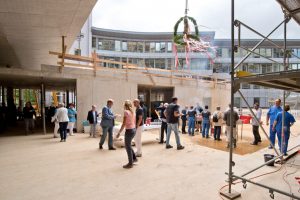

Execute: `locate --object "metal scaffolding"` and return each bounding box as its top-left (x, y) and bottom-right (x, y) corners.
top-left (220, 0), bottom-right (300, 199)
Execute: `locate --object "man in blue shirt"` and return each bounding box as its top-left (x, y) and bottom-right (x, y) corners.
top-left (272, 105), bottom-right (295, 156)
top-left (266, 99), bottom-right (282, 149)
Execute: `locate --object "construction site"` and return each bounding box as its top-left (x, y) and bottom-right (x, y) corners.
top-left (0, 0), bottom-right (300, 199)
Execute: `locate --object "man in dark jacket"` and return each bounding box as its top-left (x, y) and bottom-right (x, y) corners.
top-left (99, 99), bottom-right (117, 150)
top-left (223, 104), bottom-right (239, 148)
top-left (87, 105), bottom-right (98, 138)
top-left (157, 103), bottom-right (168, 144)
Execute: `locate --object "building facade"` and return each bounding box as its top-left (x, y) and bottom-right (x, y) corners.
top-left (85, 27), bottom-right (300, 108)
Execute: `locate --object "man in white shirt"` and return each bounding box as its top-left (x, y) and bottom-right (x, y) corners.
top-left (212, 106), bottom-right (223, 141)
top-left (250, 103), bottom-right (262, 145)
top-left (53, 103), bottom-right (69, 142)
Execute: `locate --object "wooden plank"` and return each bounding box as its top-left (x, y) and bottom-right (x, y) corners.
top-left (57, 62), bottom-right (93, 68)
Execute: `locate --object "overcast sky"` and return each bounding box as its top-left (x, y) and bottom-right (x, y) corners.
top-left (92, 0), bottom-right (300, 39)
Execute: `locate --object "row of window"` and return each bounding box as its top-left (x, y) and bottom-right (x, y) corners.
top-left (98, 56), bottom-right (211, 70)
top-left (92, 37), bottom-right (300, 58)
top-left (213, 63), bottom-right (299, 74)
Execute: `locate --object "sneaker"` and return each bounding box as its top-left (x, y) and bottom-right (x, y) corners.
top-left (217, 138), bottom-right (222, 141)
top-left (166, 145), bottom-right (173, 149)
top-left (158, 141), bottom-right (164, 144)
top-left (177, 145), bottom-right (185, 150)
top-left (123, 163), bottom-right (133, 169)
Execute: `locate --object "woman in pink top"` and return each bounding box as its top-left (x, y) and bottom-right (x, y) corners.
top-left (117, 100), bottom-right (137, 169)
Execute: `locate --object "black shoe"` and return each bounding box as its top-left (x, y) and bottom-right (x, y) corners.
top-left (250, 142), bottom-right (258, 145)
top-left (123, 163), bottom-right (133, 169)
top-left (206, 136), bottom-right (210, 139)
top-left (258, 140), bottom-right (262, 143)
top-left (63, 139), bottom-right (66, 142)
top-left (166, 145), bottom-right (173, 149)
top-left (109, 147), bottom-right (116, 150)
top-left (268, 146), bottom-right (273, 149)
top-left (177, 145), bottom-right (185, 150)
top-left (217, 138), bottom-right (222, 141)
top-left (202, 135), bottom-right (205, 138)
top-left (214, 138), bottom-right (217, 140)
top-left (60, 139), bottom-right (64, 142)
top-left (158, 141), bottom-right (164, 144)
top-left (133, 158), bottom-right (138, 163)
top-left (99, 145), bottom-right (103, 149)
top-left (284, 153), bottom-right (288, 156)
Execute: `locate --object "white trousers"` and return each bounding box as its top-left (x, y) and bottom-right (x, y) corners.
top-left (226, 126), bottom-right (237, 142)
top-left (54, 122), bottom-right (59, 137)
top-left (68, 122), bottom-right (75, 135)
top-left (134, 126), bottom-right (144, 154)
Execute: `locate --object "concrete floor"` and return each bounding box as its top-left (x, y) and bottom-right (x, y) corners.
top-left (0, 123), bottom-right (299, 200)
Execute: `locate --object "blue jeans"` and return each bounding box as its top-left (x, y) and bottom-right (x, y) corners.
top-left (188, 117), bottom-right (195, 135)
top-left (214, 126), bottom-right (221, 140)
top-left (269, 124), bottom-right (276, 146)
top-left (59, 122), bottom-right (68, 140)
top-left (277, 130), bottom-right (290, 154)
top-left (100, 126), bottom-right (114, 148)
top-left (166, 123), bottom-right (181, 147)
top-left (202, 121), bottom-right (210, 137)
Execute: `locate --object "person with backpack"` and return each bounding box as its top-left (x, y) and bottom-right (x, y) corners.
top-left (164, 97), bottom-right (184, 150)
top-left (201, 105), bottom-right (211, 138)
top-left (212, 106), bottom-right (223, 141)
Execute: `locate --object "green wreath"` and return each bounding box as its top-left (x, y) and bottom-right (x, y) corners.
top-left (173, 16), bottom-right (199, 46)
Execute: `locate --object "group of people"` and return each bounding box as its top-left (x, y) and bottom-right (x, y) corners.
top-left (156, 101), bottom-right (239, 148)
top-left (86, 99), bottom-right (144, 169)
top-left (51, 103), bottom-right (77, 141)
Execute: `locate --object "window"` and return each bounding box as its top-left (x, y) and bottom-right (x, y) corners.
top-left (241, 83), bottom-right (250, 89)
top-left (160, 42), bottom-right (166, 52)
top-left (253, 49), bottom-right (260, 58)
top-left (98, 39), bottom-right (114, 51)
top-left (155, 43), bottom-right (160, 52)
top-left (222, 48), bottom-right (230, 58)
top-left (145, 59), bottom-right (155, 68)
top-left (234, 97), bottom-right (241, 108)
top-left (92, 37), bottom-right (96, 48)
top-left (150, 42), bottom-right (155, 52)
top-left (248, 64), bottom-right (260, 73)
top-left (137, 42), bottom-right (144, 52)
top-left (155, 59), bottom-right (165, 69)
top-left (253, 85), bottom-right (260, 89)
top-left (261, 64), bottom-right (272, 73)
top-left (291, 64), bottom-right (299, 70)
top-left (266, 48), bottom-right (272, 57)
top-left (115, 40), bottom-right (121, 52)
top-left (167, 58), bottom-right (173, 69)
top-left (127, 41), bottom-right (137, 52)
top-left (122, 41), bottom-right (127, 51)
top-left (167, 42), bottom-right (173, 52)
top-left (273, 48), bottom-right (284, 58)
top-left (145, 42), bottom-right (150, 52)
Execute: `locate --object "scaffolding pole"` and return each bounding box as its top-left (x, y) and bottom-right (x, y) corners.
top-left (220, 1), bottom-right (241, 199)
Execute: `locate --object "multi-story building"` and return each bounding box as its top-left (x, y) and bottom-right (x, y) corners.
top-left (89, 27), bottom-right (300, 108)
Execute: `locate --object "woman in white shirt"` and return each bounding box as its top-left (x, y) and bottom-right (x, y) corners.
top-left (53, 103), bottom-right (69, 142)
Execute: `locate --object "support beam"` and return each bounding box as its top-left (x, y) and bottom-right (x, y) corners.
top-left (41, 83), bottom-right (46, 135)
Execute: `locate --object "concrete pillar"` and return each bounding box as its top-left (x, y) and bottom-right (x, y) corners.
top-left (66, 90), bottom-right (69, 107)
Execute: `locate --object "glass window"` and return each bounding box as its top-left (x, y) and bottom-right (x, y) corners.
top-left (241, 83), bottom-right (250, 89)
top-left (115, 40), bottom-right (121, 52)
top-left (92, 37), bottom-right (96, 48)
top-left (137, 42), bottom-right (144, 53)
top-left (222, 48), bottom-right (230, 58)
top-left (234, 97), bottom-right (241, 108)
top-left (261, 64), bottom-right (272, 73)
top-left (253, 85), bottom-right (260, 89)
top-left (291, 64), bottom-right (298, 70)
top-left (155, 59), bottom-right (165, 69)
top-left (122, 42), bottom-right (127, 51)
top-left (260, 48), bottom-right (266, 57)
top-left (248, 64), bottom-right (260, 73)
top-left (98, 39), bottom-right (114, 51)
top-left (127, 41), bottom-right (137, 52)
top-left (167, 58), bottom-right (173, 69)
top-left (145, 59), bottom-right (155, 68)
top-left (155, 43), bottom-right (160, 52)
top-left (145, 42), bottom-right (150, 52)
top-left (150, 42), bottom-right (155, 53)
top-left (266, 48), bottom-right (272, 57)
top-left (167, 42), bottom-right (173, 52)
top-left (253, 49), bottom-right (260, 58)
top-left (160, 42), bottom-right (166, 52)
top-left (216, 48), bottom-right (222, 57)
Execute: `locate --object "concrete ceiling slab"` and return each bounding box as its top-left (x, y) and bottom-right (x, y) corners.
top-left (0, 0), bottom-right (97, 70)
